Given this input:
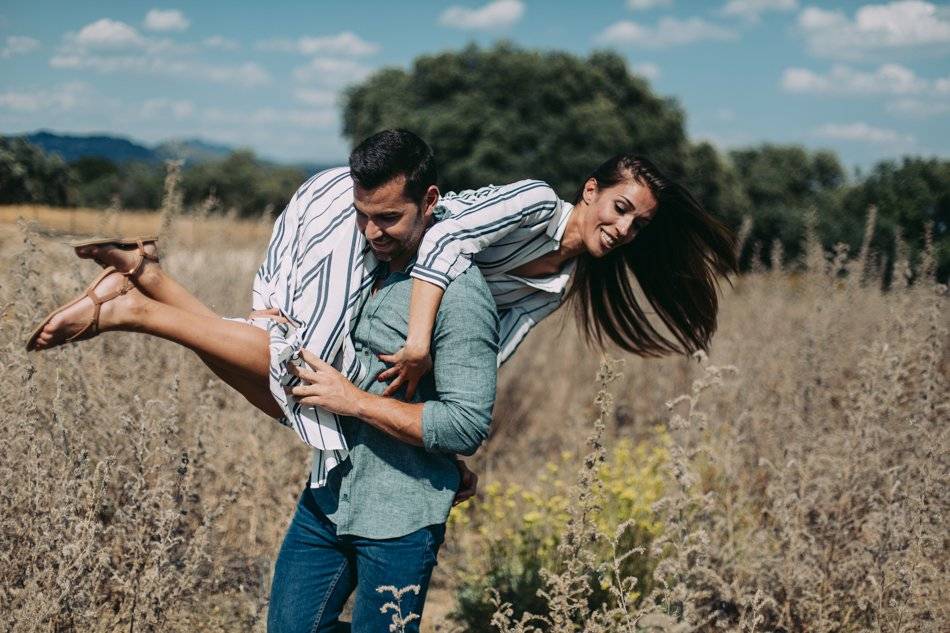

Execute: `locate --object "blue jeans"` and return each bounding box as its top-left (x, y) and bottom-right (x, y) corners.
top-left (267, 489), bottom-right (445, 633)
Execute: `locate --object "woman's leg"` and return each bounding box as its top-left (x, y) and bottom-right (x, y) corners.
top-left (75, 243), bottom-right (283, 417)
top-left (127, 293), bottom-right (284, 418)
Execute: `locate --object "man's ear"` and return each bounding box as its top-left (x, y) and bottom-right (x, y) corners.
top-left (422, 184), bottom-right (440, 216)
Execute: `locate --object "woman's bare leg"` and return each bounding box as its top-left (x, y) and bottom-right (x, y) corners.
top-left (71, 244), bottom-right (282, 417)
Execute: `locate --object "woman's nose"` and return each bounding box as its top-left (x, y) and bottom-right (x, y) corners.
top-left (617, 216), bottom-right (635, 239)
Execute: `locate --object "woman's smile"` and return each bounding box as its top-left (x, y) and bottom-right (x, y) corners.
top-left (600, 228), bottom-right (618, 251)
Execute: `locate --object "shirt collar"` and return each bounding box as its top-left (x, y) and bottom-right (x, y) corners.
top-left (547, 199), bottom-right (575, 243)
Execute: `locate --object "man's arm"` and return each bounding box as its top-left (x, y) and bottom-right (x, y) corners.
top-left (288, 268), bottom-right (499, 457)
top-left (287, 355), bottom-right (425, 446)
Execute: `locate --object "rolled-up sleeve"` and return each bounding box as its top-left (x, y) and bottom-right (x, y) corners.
top-left (420, 268), bottom-right (499, 456)
top-left (411, 180), bottom-right (560, 290)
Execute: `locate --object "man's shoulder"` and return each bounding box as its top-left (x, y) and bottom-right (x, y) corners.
top-left (438, 266), bottom-right (495, 318)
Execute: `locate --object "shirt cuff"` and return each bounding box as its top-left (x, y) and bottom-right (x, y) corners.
top-left (410, 265), bottom-right (451, 290)
top-left (420, 401), bottom-right (445, 453)
top-left (411, 254), bottom-right (472, 290)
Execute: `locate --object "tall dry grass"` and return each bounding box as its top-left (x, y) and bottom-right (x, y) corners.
top-left (0, 184), bottom-right (946, 631)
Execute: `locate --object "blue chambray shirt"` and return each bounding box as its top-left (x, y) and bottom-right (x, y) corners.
top-left (310, 258), bottom-right (499, 539)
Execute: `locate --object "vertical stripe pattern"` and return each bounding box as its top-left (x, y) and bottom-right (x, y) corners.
top-left (251, 173), bottom-right (574, 486)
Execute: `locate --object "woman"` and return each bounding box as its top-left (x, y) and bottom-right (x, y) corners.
top-left (26, 142), bottom-right (736, 482)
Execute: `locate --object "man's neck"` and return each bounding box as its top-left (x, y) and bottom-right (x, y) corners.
top-left (387, 254), bottom-right (413, 274)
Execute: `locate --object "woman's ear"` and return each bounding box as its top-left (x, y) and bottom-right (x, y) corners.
top-left (583, 178), bottom-right (598, 205)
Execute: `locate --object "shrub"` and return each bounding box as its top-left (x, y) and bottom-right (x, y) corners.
top-left (448, 434), bottom-right (668, 630)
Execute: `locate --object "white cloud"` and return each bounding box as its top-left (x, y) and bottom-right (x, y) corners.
top-left (781, 63), bottom-right (928, 95)
top-left (141, 97), bottom-right (194, 119)
top-left (627, 0), bottom-right (673, 9)
top-left (75, 18), bottom-right (145, 48)
top-left (721, 0), bottom-right (797, 22)
top-left (203, 35), bottom-right (238, 50)
top-left (797, 1), bottom-right (950, 60)
top-left (204, 106), bottom-right (337, 129)
top-left (632, 62), bottom-right (660, 79)
top-left (257, 31), bottom-right (379, 56)
top-left (50, 53), bottom-right (269, 87)
top-left (204, 62), bottom-right (269, 86)
top-left (439, 0), bottom-right (525, 31)
top-left (144, 9), bottom-right (190, 32)
top-left (2, 35), bottom-right (41, 58)
top-left (814, 121), bottom-right (914, 144)
top-left (0, 81), bottom-right (95, 112)
top-left (596, 17), bottom-right (737, 48)
top-left (293, 57), bottom-right (372, 85)
top-left (52, 20), bottom-right (264, 87)
top-left (294, 89), bottom-right (339, 107)
top-left (886, 98), bottom-right (950, 117)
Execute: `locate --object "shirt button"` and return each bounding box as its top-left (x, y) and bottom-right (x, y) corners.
top-left (341, 493), bottom-right (349, 502)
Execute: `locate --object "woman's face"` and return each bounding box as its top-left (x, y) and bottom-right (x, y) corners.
top-left (580, 176), bottom-right (659, 258)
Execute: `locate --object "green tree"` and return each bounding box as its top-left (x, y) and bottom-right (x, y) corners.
top-left (839, 157), bottom-right (950, 279)
top-left (71, 156), bottom-right (120, 207)
top-left (682, 140), bottom-right (751, 231)
top-left (342, 43), bottom-right (690, 200)
top-left (728, 144), bottom-right (849, 264)
top-left (182, 150), bottom-right (306, 216)
top-left (0, 138), bottom-right (72, 205)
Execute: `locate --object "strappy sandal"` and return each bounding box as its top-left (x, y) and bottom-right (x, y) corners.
top-left (68, 235), bottom-right (159, 277)
top-left (25, 266), bottom-right (134, 351)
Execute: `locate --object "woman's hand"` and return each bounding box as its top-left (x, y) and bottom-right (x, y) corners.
top-left (376, 342), bottom-right (433, 400)
top-left (453, 459), bottom-right (479, 506)
top-left (286, 349), bottom-right (363, 417)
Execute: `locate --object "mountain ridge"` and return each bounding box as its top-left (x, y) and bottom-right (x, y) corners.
top-left (12, 130), bottom-right (233, 165)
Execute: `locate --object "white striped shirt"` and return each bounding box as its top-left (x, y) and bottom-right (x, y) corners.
top-left (251, 168), bottom-right (574, 486)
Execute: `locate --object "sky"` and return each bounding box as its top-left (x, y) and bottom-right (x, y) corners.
top-left (1, 0), bottom-right (948, 174)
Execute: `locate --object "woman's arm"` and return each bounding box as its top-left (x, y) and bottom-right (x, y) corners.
top-left (377, 180), bottom-right (562, 397)
top-left (376, 279), bottom-right (444, 398)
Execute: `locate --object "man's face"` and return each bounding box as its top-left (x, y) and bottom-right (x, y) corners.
top-left (353, 175), bottom-right (437, 266)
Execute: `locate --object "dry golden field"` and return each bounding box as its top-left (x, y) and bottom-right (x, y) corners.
top-left (0, 199), bottom-right (947, 632)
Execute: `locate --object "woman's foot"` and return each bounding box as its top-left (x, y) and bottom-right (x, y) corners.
top-left (28, 269), bottom-right (143, 351)
top-left (74, 239), bottom-right (161, 292)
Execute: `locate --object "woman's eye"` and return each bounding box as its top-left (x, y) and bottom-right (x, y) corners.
top-left (615, 204), bottom-right (626, 214)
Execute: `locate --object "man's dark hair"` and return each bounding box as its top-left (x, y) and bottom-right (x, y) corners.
top-left (348, 129), bottom-right (437, 203)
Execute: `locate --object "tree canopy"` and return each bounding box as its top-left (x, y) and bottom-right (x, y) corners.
top-left (343, 43), bottom-right (690, 200)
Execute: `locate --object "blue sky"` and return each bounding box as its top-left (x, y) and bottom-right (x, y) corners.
top-left (1, 0), bottom-right (948, 174)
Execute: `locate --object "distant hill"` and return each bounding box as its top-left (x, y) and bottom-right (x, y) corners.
top-left (24, 131), bottom-right (155, 163)
top-left (154, 138), bottom-right (233, 163)
top-left (13, 130), bottom-right (236, 165)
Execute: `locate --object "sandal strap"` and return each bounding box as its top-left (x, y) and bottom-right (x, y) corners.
top-left (123, 239), bottom-right (159, 277)
top-left (64, 277), bottom-right (132, 343)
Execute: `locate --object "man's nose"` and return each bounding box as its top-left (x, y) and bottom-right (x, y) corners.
top-left (363, 220), bottom-right (383, 240)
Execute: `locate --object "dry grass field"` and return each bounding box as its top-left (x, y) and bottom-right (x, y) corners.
top-left (0, 198), bottom-right (946, 632)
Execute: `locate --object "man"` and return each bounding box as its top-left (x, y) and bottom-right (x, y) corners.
top-left (266, 130), bottom-right (499, 632)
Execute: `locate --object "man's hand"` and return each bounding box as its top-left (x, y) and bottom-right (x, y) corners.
top-left (286, 349), bottom-right (364, 417)
top-left (377, 342), bottom-right (433, 400)
top-left (453, 459), bottom-right (479, 506)
top-left (247, 307), bottom-right (289, 324)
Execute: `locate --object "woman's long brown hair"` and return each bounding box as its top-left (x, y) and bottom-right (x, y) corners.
top-left (565, 154), bottom-right (738, 356)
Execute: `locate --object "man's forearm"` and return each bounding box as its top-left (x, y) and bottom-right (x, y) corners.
top-left (353, 390), bottom-right (425, 447)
